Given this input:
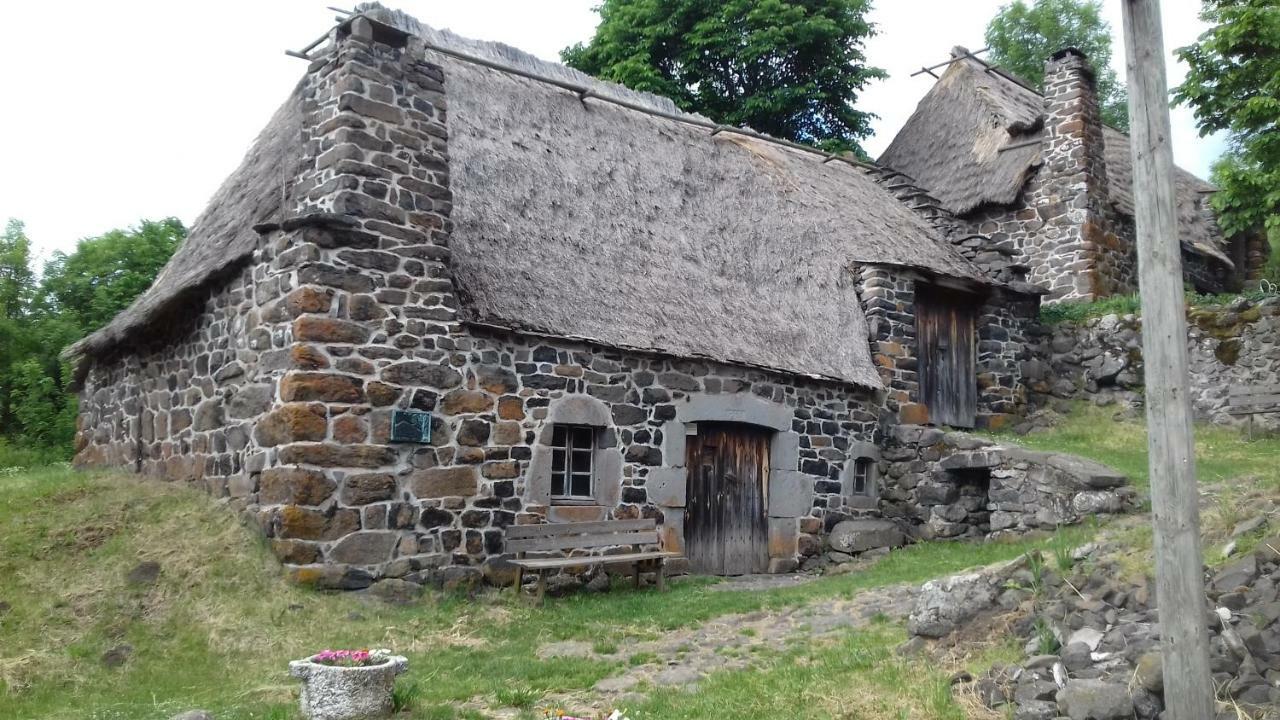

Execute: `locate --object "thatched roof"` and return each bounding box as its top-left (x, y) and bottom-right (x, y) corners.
top-left (70, 90), bottom-right (304, 356)
top-left (878, 49), bottom-right (1229, 265)
top-left (77, 5), bottom-right (987, 389)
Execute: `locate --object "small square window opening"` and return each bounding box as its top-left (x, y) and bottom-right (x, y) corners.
top-left (551, 425), bottom-right (595, 500)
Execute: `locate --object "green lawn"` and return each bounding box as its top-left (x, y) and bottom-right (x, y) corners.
top-left (991, 403), bottom-right (1280, 491)
top-left (0, 466), bottom-right (1081, 720)
top-left (1, 406), bottom-right (1274, 719)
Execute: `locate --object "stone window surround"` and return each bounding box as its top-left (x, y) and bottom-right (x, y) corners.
top-left (843, 441), bottom-right (881, 510)
top-left (526, 395), bottom-right (623, 508)
top-left (647, 392), bottom-right (812, 519)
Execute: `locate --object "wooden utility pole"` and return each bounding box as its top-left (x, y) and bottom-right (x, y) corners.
top-left (1119, 2), bottom-right (1214, 718)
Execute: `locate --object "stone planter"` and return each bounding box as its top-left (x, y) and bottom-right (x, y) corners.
top-left (288, 654), bottom-right (408, 720)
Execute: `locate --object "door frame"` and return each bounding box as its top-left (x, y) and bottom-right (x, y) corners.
top-left (646, 392), bottom-right (815, 574)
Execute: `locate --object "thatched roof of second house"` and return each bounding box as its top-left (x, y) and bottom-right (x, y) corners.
top-left (74, 6), bottom-right (988, 391)
top-left (878, 49), bottom-right (1229, 266)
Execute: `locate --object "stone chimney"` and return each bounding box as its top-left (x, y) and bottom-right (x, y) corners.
top-left (1026, 48), bottom-right (1133, 302)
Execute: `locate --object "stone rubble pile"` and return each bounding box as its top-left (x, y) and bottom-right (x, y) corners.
top-left (907, 522), bottom-right (1280, 719)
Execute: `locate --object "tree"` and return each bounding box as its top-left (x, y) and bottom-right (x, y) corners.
top-left (0, 219), bottom-right (35, 319)
top-left (561, 0), bottom-right (886, 155)
top-left (985, 0), bottom-right (1130, 130)
top-left (41, 217), bottom-right (185, 333)
top-left (1174, 0), bottom-right (1280, 242)
top-left (0, 217), bottom-right (182, 457)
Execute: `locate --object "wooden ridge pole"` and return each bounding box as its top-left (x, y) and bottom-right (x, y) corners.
top-left (1119, 2), bottom-right (1214, 718)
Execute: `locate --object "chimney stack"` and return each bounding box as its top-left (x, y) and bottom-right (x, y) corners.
top-left (1027, 48), bottom-right (1133, 302)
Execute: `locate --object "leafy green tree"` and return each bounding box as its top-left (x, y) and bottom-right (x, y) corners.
top-left (0, 217), bottom-right (181, 457)
top-left (561, 0), bottom-right (886, 155)
top-left (985, 0), bottom-right (1130, 130)
top-left (0, 219), bottom-right (35, 319)
top-left (1174, 0), bottom-right (1280, 243)
top-left (41, 217), bottom-right (185, 332)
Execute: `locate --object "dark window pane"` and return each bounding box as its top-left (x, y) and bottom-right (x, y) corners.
top-left (572, 449), bottom-right (593, 472)
top-left (551, 470), bottom-right (565, 497)
top-left (552, 448), bottom-right (565, 473)
top-left (852, 459), bottom-right (870, 494)
top-left (552, 425), bottom-right (567, 448)
top-left (572, 427), bottom-right (593, 449)
top-left (570, 473), bottom-right (592, 497)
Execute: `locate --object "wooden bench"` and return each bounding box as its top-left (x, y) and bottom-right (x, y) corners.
top-left (1228, 383), bottom-right (1280, 439)
top-left (506, 518), bottom-right (682, 603)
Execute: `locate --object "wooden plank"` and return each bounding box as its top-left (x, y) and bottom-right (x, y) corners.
top-left (1227, 403), bottom-right (1280, 416)
top-left (505, 518), bottom-right (654, 539)
top-left (1228, 383), bottom-right (1280, 397)
top-left (510, 551), bottom-right (680, 570)
top-left (1227, 393), bottom-right (1280, 407)
top-left (1120, 3), bottom-right (1215, 717)
top-left (506, 530), bottom-right (658, 553)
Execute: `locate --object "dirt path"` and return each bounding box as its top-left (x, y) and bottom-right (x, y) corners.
top-left (523, 576), bottom-right (919, 716)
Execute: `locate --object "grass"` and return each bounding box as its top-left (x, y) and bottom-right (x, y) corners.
top-left (0, 439), bottom-right (70, 469)
top-left (989, 403), bottom-right (1280, 491)
top-left (1037, 283), bottom-right (1279, 326)
top-left (0, 466), bottom-right (1092, 720)
top-left (5, 404), bottom-right (1274, 719)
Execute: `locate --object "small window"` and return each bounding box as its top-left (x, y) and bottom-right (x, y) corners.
top-left (850, 457), bottom-right (873, 496)
top-left (551, 425), bottom-right (595, 500)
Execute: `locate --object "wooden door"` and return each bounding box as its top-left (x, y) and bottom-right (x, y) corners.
top-left (916, 285), bottom-right (978, 428)
top-left (684, 423), bottom-right (770, 575)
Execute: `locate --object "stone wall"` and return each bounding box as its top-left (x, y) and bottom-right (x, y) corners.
top-left (75, 261), bottom-right (271, 486)
top-left (1023, 296), bottom-right (1280, 431)
top-left (880, 425), bottom-right (1131, 538)
top-left (874, 425), bottom-right (1133, 543)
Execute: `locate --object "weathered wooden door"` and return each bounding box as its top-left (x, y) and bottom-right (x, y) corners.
top-left (916, 285), bottom-right (978, 428)
top-left (684, 423), bottom-right (770, 575)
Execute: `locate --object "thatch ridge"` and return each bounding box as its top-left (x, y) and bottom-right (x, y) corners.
top-left (878, 50), bottom-right (1230, 264)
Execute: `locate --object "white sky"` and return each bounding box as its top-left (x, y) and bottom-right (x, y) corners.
top-left (0, 0), bottom-right (1225, 263)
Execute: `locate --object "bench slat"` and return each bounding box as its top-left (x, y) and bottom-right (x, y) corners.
top-left (1228, 393), bottom-right (1280, 407)
top-left (508, 530), bottom-right (659, 553)
top-left (510, 551), bottom-right (680, 570)
top-left (1228, 402), bottom-right (1280, 416)
top-left (1228, 383), bottom-right (1280, 398)
top-left (506, 518), bottom-right (655, 539)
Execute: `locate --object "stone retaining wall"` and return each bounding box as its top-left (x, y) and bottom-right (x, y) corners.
top-left (1023, 297), bottom-right (1280, 431)
top-left (874, 426), bottom-right (1133, 543)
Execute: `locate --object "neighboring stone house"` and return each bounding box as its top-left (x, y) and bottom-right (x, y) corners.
top-left (69, 6), bottom-right (1051, 586)
top-left (880, 47), bottom-right (1270, 303)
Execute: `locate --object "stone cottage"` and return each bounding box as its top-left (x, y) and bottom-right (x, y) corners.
top-left (69, 5), bottom-right (1046, 586)
top-left (879, 47), bottom-right (1270, 303)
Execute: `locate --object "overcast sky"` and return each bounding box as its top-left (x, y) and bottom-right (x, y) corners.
top-left (1, 0), bottom-right (1224, 262)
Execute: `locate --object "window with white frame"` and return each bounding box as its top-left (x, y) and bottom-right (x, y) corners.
top-left (550, 425), bottom-right (595, 501)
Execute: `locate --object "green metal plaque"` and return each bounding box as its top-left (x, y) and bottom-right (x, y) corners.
top-left (390, 410), bottom-right (432, 443)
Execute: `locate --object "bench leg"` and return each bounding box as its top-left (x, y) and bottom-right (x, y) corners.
top-left (656, 558), bottom-right (666, 592)
top-left (514, 566), bottom-right (524, 596)
top-left (536, 569), bottom-right (547, 606)
top-left (633, 562), bottom-right (641, 589)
